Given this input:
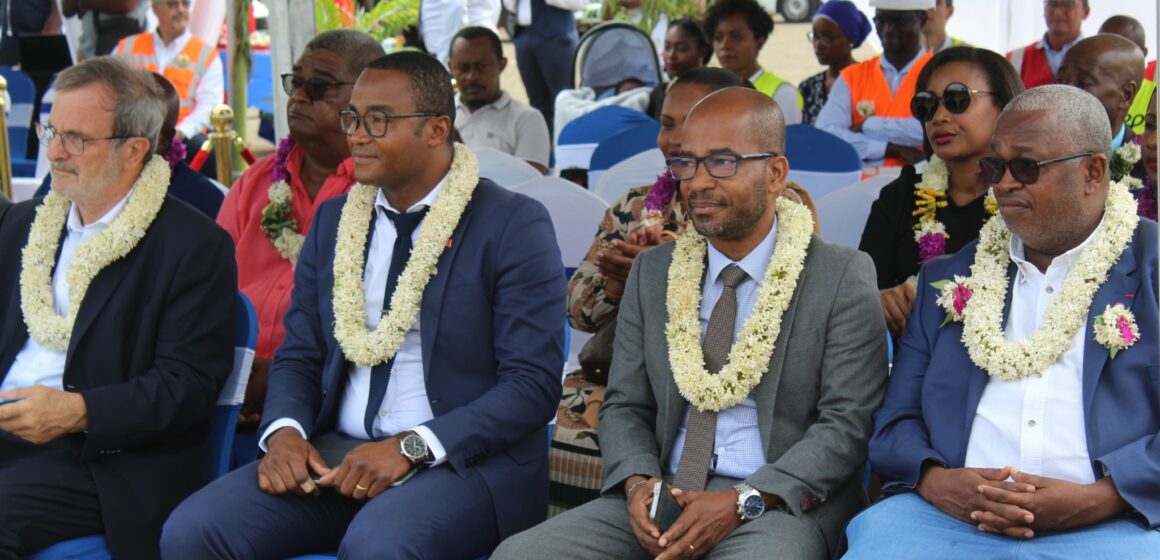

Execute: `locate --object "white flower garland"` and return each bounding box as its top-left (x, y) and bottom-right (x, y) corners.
top-left (665, 197), bottom-right (814, 412)
top-left (264, 180), bottom-right (305, 262)
top-left (20, 155), bottom-right (171, 351)
top-left (331, 143), bottom-right (478, 367)
top-left (954, 180), bottom-right (1139, 380)
top-left (912, 156), bottom-right (998, 263)
top-left (1093, 303), bottom-right (1139, 359)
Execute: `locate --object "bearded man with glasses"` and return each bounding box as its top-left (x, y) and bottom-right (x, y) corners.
top-left (0, 56), bottom-right (236, 560)
top-left (213, 30), bottom-right (382, 434)
top-left (164, 50), bottom-right (566, 560)
top-left (844, 85), bottom-right (1160, 559)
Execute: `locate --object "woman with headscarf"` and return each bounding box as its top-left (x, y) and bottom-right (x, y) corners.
top-left (798, 0), bottom-right (871, 125)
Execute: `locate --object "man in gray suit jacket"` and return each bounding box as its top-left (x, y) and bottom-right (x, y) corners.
top-left (495, 88), bottom-right (888, 559)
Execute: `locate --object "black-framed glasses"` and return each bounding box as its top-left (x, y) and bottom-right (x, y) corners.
top-left (911, 83), bottom-right (993, 122)
top-left (978, 152), bottom-right (1095, 185)
top-left (35, 122), bottom-right (131, 157)
top-left (281, 74), bottom-right (354, 102)
top-left (666, 152), bottom-right (778, 180)
top-left (338, 109), bottom-right (441, 138)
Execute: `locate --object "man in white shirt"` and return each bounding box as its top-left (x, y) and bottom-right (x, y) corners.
top-left (162, 50), bottom-right (566, 560)
top-left (113, 0), bottom-right (224, 141)
top-left (450, 26), bottom-right (550, 174)
top-left (844, 85), bottom-right (1160, 559)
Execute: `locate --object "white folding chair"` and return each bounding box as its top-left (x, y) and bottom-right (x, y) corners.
top-left (592, 148), bottom-right (665, 204)
top-left (473, 146), bottom-right (543, 190)
top-left (788, 169), bottom-right (864, 201)
top-left (510, 176), bottom-right (609, 273)
top-left (814, 175), bottom-right (896, 248)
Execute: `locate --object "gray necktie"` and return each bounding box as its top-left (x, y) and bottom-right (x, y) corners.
top-left (672, 264), bottom-right (748, 491)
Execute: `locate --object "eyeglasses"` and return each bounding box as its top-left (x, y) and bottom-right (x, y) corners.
top-left (281, 74), bottom-right (355, 102)
top-left (978, 152), bottom-right (1095, 185)
top-left (910, 83), bottom-right (994, 122)
top-left (154, 0), bottom-right (192, 8)
top-left (1044, 0), bottom-right (1080, 10)
top-left (338, 109), bottom-right (441, 138)
top-left (35, 122), bottom-right (131, 156)
top-left (665, 152), bottom-right (778, 180)
top-left (806, 31), bottom-right (843, 46)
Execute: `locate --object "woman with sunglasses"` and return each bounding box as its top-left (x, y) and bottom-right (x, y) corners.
top-left (858, 46), bottom-right (1023, 336)
top-left (798, 0), bottom-right (871, 125)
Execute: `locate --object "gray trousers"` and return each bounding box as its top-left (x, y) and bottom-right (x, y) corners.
top-left (493, 476), bottom-right (829, 560)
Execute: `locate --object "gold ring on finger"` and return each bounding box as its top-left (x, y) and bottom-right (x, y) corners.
top-left (355, 484), bottom-right (368, 491)
top-left (689, 544), bottom-right (695, 552)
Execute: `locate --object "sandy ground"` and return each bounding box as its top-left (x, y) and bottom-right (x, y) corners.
top-left (498, 18), bottom-right (881, 105)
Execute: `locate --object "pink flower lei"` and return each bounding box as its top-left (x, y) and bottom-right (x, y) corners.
top-left (272, 136), bottom-right (296, 183)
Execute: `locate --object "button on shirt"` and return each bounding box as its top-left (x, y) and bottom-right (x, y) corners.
top-left (815, 50), bottom-right (927, 162)
top-left (260, 180), bottom-right (447, 464)
top-left (2, 192), bottom-right (133, 392)
top-left (666, 220), bottom-right (778, 480)
top-left (963, 222), bottom-right (1103, 484)
top-left (455, 91), bottom-right (551, 170)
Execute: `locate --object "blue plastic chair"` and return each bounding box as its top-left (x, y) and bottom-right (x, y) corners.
top-left (589, 120), bottom-right (662, 173)
top-left (30, 293), bottom-right (258, 560)
top-left (785, 124), bottom-right (863, 200)
top-left (0, 67), bottom-right (38, 176)
top-left (556, 106), bottom-right (657, 172)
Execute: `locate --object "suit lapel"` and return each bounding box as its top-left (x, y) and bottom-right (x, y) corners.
top-left (1081, 245), bottom-right (1138, 415)
top-left (419, 196), bottom-right (476, 379)
top-left (65, 252), bottom-right (134, 372)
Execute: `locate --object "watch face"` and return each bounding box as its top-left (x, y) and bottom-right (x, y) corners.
top-left (402, 435), bottom-right (427, 459)
top-left (742, 494), bottom-right (765, 519)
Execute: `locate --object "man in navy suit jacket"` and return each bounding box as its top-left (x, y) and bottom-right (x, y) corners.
top-left (163, 51), bottom-right (566, 559)
top-left (0, 57), bottom-right (236, 560)
top-left (844, 86), bottom-right (1160, 558)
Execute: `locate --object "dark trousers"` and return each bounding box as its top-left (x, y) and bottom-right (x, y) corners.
top-left (513, 27), bottom-right (578, 139)
top-left (162, 459), bottom-right (500, 560)
top-left (0, 431), bottom-right (104, 560)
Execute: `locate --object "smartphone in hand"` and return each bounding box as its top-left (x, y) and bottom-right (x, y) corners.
top-left (648, 481), bottom-right (683, 532)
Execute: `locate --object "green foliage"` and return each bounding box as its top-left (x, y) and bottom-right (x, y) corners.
top-left (315, 0), bottom-right (421, 43)
top-left (608, 0), bottom-right (704, 35)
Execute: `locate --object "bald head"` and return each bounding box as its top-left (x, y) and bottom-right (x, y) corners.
top-left (1000, 85), bottom-right (1112, 163)
top-left (688, 87), bottom-right (786, 154)
top-left (1099, 15), bottom-right (1147, 57)
top-left (1058, 34), bottom-right (1145, 132)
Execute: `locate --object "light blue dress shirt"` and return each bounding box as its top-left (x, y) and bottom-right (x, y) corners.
top-left (815, 50), bottom-right (928, 163)
top-left (666, 219), bottom-right (778, 480)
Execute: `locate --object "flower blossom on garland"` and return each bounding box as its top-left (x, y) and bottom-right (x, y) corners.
top-left (856, 100), bottom-right (875, 118)
top-left (935, 180), bottom-right (1139, 381)
top-left (640, 169), bottom-right (678, 230)
top-left (1093, 303), bottom-right (1139, 359)
top-left (912, 156), bottom-right (996, 264)
top-left (260, 137), bottom-right (305, 262)
top-left (932, 275), bottom-right (973, 326)
top-left (164, 135), bottom-right (187, 172)
top-left (1136, 176), bottom-right (1157, 220)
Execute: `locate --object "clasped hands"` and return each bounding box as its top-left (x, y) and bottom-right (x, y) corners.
top-left (258, 427), bottom-right (414, 500)
top-left (596, 229), bottom-right (663, 302)
top-left (0, 385), bottom-right (87, 444)
top-left (916, 464), bottom-right (1129, 539)
top-left (624, 476), bottom-right (754, 559)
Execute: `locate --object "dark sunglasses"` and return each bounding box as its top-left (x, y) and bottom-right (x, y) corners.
top-left (978, 152), bottom-right (1095, 185)
top-left (280, 74), bottom-right (354, 102)
top-left (911, 83), bottom-right (993, 122)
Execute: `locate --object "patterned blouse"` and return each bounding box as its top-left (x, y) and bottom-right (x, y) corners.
top-left (567, 185), bottom-right (688, 333)
top-left (799, 71), bottom-right (829, 126)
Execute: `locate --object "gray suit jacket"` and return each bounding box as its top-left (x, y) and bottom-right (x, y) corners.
top-left (598, 234), bottom-right (888, 553)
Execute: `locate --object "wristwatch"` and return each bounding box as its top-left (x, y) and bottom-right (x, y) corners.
top-left (733, 482), bottom-right (765, 522)
top-left (399, 432), bottom-right (431, 466)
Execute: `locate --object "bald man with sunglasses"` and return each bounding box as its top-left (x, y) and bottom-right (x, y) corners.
top-left (216, 30), bottom-right (383, 431)
top-left (844, 85), bottom-right (1160, 559)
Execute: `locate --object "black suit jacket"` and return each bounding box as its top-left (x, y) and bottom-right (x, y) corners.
top-left (0, 195), bottom-right (237, 559)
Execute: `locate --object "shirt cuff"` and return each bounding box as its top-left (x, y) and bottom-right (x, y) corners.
top-left (258, 418), bottom-right (307, 452)
top-left (412, 425), bottom-right (447, 466)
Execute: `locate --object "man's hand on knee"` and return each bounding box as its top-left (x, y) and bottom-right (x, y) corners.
top-left (258, 427), bottom-right (329, 496)
top-left (317, 436), bottom-right (412, 500)
top-left (654, 488), bottom-right (742, 560)
top-left (624, 476), bottom-right (664, 556)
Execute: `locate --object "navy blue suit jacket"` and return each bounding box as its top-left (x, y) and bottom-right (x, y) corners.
top-left (0, 196), bottom-right (237, 559)
top-left (870, 219), bottom-right (1160, 527)
top-left (261, 178), bottom-right (566, 538)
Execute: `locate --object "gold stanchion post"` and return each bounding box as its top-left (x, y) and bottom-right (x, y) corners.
top-left (209, 104), bottom-right (236, 186)
top-left (0, 75), bottom-right (12, 200)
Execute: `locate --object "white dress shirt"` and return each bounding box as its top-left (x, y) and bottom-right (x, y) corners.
top-left (260, 180), bottom-right (448, 464)
top-left (420, 0), bottom-right (500, 65)
top-left (749, 69), bottom-right (803, 126)
top-left (503, 0), bottom-right (588, 26)
top-left (963, 223), bottom-right (1104, 484)
top-left (2, 191), bottom-right (134, 392)
top-left (815, 50), bottom-right (927, 162)
top-left (666, 219), bottom-right (778, 480)
top-left (153, 29), bottom-right (225, 139)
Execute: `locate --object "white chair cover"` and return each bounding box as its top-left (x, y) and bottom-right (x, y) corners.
top-left (815, 175), bottom-right (896, 248)
top-left (511, 177), bottom-right (609, 271)
top-left (473, 146), bottom-right (543, 190)
top-left (592, 148), bottom-right (665, 204)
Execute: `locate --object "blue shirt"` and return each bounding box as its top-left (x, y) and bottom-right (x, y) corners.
top-left (666, 218), bottom-right (778, 480)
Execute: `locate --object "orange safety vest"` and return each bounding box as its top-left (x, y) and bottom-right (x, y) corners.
top-left (841, 52), bottom-right (932, 167)
top-left (114, 32), bottom-right (217, 128)
top-left (1007, 42), bottom-right (1055, 90)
